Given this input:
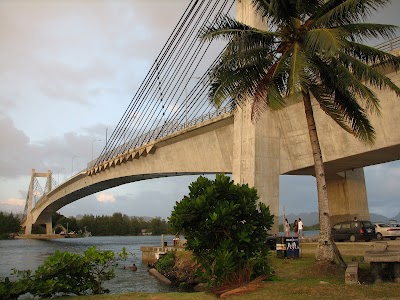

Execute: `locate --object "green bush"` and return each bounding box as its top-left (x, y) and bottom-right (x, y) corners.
top-left (155, 251), bottom-right (176, 274)
top-left (0, 246), bottom-right (116, 299)
top-left (169, 174), bottom-right (274, 287)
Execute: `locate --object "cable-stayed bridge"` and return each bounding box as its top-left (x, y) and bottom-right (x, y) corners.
top-left (21, 0), bottom-right (400, 236)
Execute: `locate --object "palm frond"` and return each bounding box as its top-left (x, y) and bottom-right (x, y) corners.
top-left (314, 0), bottom-right (392, 27)
top-left (339, 23), bottom-right (398, 42)
top-left (251, 65), bottom-right (285, 117)
top-left (222, 33), bottom-right (278, 62)
top-left (288, 43), bottom-right (310, 94)
top-left (310, 83), bottom-right (376, 144)
top-left (304, 28), bottom-right (347, 56)
top-left (251, 0), bottom-right (322, 25)
top-left (333, 88), bottom-right (376, 144)
top-left (309, 84), bottom-right (354, 134)
top-left (251, 0), bottom-right (294, 26)
top-left (199, 15), bottom-right (280, 42)
top-left (338, 52), bottom-right (400, 96)
top-left (330, 61), bottom-right (381, 115)
top-left (208, 54), bottom-right (275, 108)
top-left (252, 47), bottom-right (292, 116)
top-left (344, 41), bottom-right (400, 69)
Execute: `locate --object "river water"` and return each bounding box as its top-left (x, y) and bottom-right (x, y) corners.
top-left (0, 235), bottom-right (175, 294)
top-left (0, 232), bottom-right (320, 295)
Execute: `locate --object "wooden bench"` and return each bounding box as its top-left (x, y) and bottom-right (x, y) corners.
top-left (364, 242), bottom-right (400, 283)
top-left (345, 262), bottom-right (359, 285)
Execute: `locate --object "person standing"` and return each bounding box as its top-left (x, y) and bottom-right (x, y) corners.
top-left (293, 219), bottom-right (298, 237)
top-left (297, 218), bottom-right (304, 239)
top-left (284, 218), bottom-right (290, 237)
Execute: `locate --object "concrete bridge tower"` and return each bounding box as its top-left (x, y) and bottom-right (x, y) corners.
top-left (234, 0), bottom-right (281, 231)
top-left (24, 169), bottom-right (54, 235)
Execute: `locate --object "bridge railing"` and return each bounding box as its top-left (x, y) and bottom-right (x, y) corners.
top-left (87, 105), bottom-right (233, 170)
top-left (375, 36), bottom-right (400, 52)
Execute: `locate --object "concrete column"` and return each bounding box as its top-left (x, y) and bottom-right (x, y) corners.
top-left (236, 0), bottom-right (266, 28)
top-left (24, 169), bottom-right (35, 235)
top-left (45, 222), bottom-right (53, 235)
top-left (47, 170), bottom-right (52, 193)
top-left (232, 104), bottom-right (281, 233)
top-left (234, 0), bottom-right (280, 233)
top-left (326, 168), bottom-right (370, 224)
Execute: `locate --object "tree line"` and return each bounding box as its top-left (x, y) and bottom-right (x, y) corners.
top-left (0, 212), bottom-right (21, 239)
top-left (0, 211), bottom-right (173, 237)
top-left (51, 212), bottom-right (172, 236)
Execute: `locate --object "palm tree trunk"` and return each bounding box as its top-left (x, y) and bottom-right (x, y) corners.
top-left (302, 90), bottom-right (335, 263)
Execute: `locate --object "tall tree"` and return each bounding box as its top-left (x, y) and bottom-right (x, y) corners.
top-left (200, 0), bottom-right (400, 263)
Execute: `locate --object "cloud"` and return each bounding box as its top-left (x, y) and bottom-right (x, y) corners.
top-left (1, 198), bottom-right (25, 207)
top-left (0, 198), bottom-right (25, 214)
top-left (96, 192), bottom-right (116, 203)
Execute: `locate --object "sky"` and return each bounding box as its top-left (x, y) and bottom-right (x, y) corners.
top-left (1, 0), bottom-right (400, 221)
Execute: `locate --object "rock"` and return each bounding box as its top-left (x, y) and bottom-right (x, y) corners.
top-left (148, 268), bottom-right (172, 285)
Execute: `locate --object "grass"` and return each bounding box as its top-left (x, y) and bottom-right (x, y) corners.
top-left (58, 242), bottom-right (400, 300)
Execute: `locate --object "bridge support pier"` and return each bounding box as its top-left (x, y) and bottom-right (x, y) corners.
top-left (232, 103), bottom-right (280, 233)
top-left (326, 168), bottom-right (370, 225)
top-left (234, 0), bottom-right (280, 233)
top-left (45, 217), bottom-right (53, 235)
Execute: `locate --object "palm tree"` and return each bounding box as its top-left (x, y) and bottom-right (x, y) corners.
top-left (200, 0), bottom-right (400, 263)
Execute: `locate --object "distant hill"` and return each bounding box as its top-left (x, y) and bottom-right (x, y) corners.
top-left (370, 213), bottom-right (389, 223)
top-left (391, 212), bottom-right (400, 222)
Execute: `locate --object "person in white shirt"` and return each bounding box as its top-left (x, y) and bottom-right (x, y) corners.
top-left (297, 218), bottom-right (304, 238)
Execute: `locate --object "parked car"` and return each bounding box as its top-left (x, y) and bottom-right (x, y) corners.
top-left (374, 223), bottom-right (400, 240)
top-left (331, 220), bottom-right (375, 242)
top-left (388, 220), bottom-right (400, 227)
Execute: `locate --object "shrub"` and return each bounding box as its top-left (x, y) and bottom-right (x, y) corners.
top-left (0, 246), bottom-right (115, 299)
top-left (169, 174), bottom-right (274, 287)
top-left (155, 251), bottom-right (200, 290)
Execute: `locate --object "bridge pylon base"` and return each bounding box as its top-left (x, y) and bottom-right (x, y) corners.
top-left (327, 168), bottom-right (370, 225)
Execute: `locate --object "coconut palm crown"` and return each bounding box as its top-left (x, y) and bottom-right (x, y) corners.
top-left (200, 0), bottom-right (400, 263)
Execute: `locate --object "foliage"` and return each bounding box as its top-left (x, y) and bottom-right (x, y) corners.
top-left (117, 246), bottom-right (135, 261)
top-left (84, 246), bottom-right (115, 294)
top-left (155, 251), bottom-right (201, 290)
top-left (51, 212), bottom-right (172, 236)
top-left (169, 174), bottom-right (274, 287)
top-left (0, 212), bottom-right (21, 237)
top-left (0, 246), bottom-right (116, 299)
top-left (155, 251), bottom-right (177, 274)
top-left (200, 0), bottom-right (400, 263)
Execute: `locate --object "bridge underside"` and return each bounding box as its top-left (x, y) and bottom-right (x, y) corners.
top-left (36, 172), bottom-right (218, 224)
top-left (29, 114), bottom-right (235, 226)
top-left (286, 144), bottom-right (400, 177)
